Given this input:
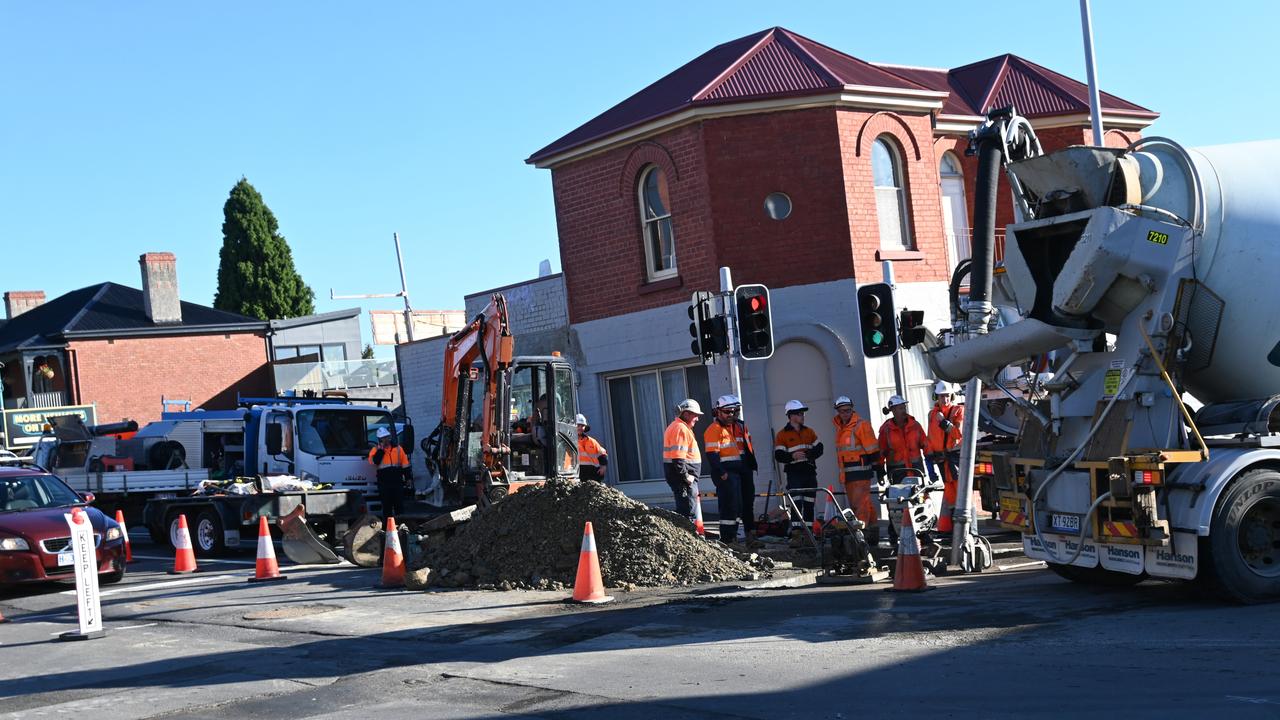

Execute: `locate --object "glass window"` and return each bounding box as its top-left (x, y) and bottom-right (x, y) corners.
top-left (605, 364), bottom-right (712, 483)
top-left (554, 367), bottom-right (576, 426)
top-left (764, 192), bottom-right (792, 220)
top-left (639, 165), bottom-right (677, 280)
top-left (0, 474), bottom-right (81, 511)
top-left (275, 346), bottom-right (299, 360)
top-left (322, 344), bottom-right (347, 362)
top-left (297, 409), bottom-right (393, 457)
top-left (296, 345), bottom-right (322, 361)
top-left (873, 136), bottom-right (914, 250)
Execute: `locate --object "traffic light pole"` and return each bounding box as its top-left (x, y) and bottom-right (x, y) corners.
top-left (881, 261), bottom-right (906, 398)
top-left (719, 266), bottom-right (743, 401)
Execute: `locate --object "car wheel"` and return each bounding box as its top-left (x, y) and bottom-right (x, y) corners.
top-left (193, 510), bottom-right (226, 557)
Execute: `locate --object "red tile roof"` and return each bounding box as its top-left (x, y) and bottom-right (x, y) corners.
top-left (529, 28), bottom-right (1157, 165)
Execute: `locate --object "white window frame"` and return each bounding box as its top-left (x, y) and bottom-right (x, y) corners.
top-left (873, 136), bottom-right (914, 251)
top-left (638, 165), bottom-right (678, 281)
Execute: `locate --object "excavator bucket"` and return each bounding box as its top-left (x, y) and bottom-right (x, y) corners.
top-left (341, 514), bottom-right (385, 568)
top-left (278, 505), bottom-right (342, 565)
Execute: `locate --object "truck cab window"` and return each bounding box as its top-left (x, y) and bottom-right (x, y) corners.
top-left (298, 409), bottom-right (393, 457)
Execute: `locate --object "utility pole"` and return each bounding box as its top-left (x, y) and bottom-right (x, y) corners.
top-left (719, 266), bottom-right (743, 402)
top-left (331, 232), bottom-right (416, 343)
top-left (1079, 0), bottom-right (1105, 143)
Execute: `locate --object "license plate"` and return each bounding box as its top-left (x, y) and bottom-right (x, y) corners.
top-left (57, 551), bottom-right (74, 566)
top-left (1051, 513), bottom-right (1081, 533)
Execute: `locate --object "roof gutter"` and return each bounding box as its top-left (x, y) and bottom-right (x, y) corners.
top-left (60, 321), bottom-right (269, 340)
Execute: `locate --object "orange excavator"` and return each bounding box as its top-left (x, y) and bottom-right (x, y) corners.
top-left (423, 293), bottom-right (578, 505)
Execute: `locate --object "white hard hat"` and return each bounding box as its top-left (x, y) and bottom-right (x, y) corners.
top-left (933, 380), bottom-right (953, 395)
top-left (376, 427), bottom-right (392, 439)
top-left (784, 400), bottom-right (809, 415)
top-left (714, 394), bottom-right (741, 410)
top-left (677, 398), bottom-right (703, 415)
top-left (833, 395), bottom-right (853, 409)
top-left (575, 413), bottom-right (588, 426)
top-left (887, 395), bottom-right (908, 409)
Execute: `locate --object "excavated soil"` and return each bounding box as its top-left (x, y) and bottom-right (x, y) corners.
top-left (411, 479), bottom-right (762, 590)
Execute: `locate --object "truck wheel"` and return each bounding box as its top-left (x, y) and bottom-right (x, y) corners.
top-left (1201, 468), bottom-right (1280, 603)
top-left (193, 510), bottom-right (226, 557)
top-left (1048, 563), bottom-right (1146, 587)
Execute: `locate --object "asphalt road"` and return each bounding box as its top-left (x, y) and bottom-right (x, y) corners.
top-left (2, 535), bottom-right (1279, 719)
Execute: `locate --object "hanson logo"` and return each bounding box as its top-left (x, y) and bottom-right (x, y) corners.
top-left (1156, 549), bottom-right (1194, 565)
top-left (1106, 546), bottom-right (1142, 560)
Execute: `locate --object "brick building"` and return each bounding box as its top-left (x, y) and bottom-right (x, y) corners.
top-left (0, 253), bottom-right (274, 444)
top-left (523, 27), bottom-right (1157, 505)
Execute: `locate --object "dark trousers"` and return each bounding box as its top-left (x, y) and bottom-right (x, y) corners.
top-left (738, 471), bottom-right (756, 531)
top-left (785, 467), bottom-right (817, 525)
top-left (580, 465), bottom-right (603, 482)
top-left (665, 465), bottom-right (696, 521)
top-left (713, 469), bottom-right (743, 541)
top-left (377, 473), bottom-right (405, 520)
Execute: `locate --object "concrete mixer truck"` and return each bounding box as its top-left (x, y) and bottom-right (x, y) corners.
top-left (929, 107), bottom-right (1280, 602)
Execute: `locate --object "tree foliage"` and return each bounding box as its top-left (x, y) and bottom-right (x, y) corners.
top-left (361, 344), bottom-right (375, 360)
top-left (214, 178), bottom-right (315, 320)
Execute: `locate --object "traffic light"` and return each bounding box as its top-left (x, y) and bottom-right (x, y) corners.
top-left (688, 291), bottom-right (727, 362)
top-left (899, 308), bottom-right (926, 349)
top-left (734, 284), bottom-right (774, 360)
top-left (856, 283), bottom-right (898, 358)
top-left (688, 291), bottom-right (710, 359)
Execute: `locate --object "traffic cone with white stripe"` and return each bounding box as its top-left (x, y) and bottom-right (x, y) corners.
top-left (571, 521), bottom-right (613, 604)
top-left (248, 515), bottom-right (287, 583)
top-left (377, 517), bottom-right (405, 588)
top-left (114, 509), bottom-right (132, 563)
top-left (691, 481), bottom-right (705, 537)
top-left (169, 514), bottom-right (198, 575)
top-left (891, 511), bottom-right (930, 592)
top-left (814, 485), bottom-right (834, 536)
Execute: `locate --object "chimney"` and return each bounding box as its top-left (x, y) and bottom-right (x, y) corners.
top-left (139, 252), bottom-right (182, 325)
top-left (4, 291), bottom-right (46, 320)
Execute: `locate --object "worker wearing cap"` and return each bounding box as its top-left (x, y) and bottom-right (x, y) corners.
top-left (833, 395), bottom-right (880, 538)
top-left (576, 413), bottom-right (609, 483)
top-left (878, 395), bottom-right (928, 482)
top-left (663, 399), bottom-right (704, 522)
top-left (704, 394), bottom-right (758, 545)
top-left (368, 427), bottom-right (410, 520)
top-left (774, 400), bottom-right (824, 536)
top-left (928, 381), bottom-right (965, 533)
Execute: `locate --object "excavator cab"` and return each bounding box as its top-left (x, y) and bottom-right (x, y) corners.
top-left (501, 356), bottom-right (578, 487)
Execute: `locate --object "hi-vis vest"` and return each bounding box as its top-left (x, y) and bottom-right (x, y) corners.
top-left (704, 420), bottom-right (754, 463)
top-left (578, 435), bottom-right (607, 467)
top-left (663, 419), bottom-right (701, 463)
top-left (774, 425), bottom-right (818, 466)
top-left (878, 417), bottom-right (928, 466)
top-left (368, 444), bottom-right (409, 469)
top-left (833, 413), bottom-right (878, 467)
top-left (928, 403), bottom-right (964, 453)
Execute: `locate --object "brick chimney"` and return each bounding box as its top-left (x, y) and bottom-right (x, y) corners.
top-left (4, 291), bottom-right (45, 320)
top-left (139, 252), bottom-right (182, 325)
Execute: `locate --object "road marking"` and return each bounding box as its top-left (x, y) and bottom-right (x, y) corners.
top-left (132, 554), bottom-right (256, 565)
top-left (1227, 696), bottom-right (1280, 706)
top-left (113, 622), bottom-right (158, 631)
top-left (1000, 560), bottom-right (1046, 571)
top-left (60, 574), bottom-right (235, 597)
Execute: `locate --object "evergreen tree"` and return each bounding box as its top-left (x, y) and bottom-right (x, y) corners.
top-left (214, 178), bottom-right (315, 319)
top-left (361, 344), bottom-right (375, 359)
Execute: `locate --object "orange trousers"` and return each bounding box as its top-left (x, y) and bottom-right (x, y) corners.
top-left (842, 478), bottom-right (876, 528)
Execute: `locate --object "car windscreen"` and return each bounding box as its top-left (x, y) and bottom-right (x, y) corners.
top-left (0, 474), bottom-right (81, 512)
top-left (296, 409), bottom-right (394, 457)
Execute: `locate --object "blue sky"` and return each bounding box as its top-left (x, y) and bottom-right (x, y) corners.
top-left (2, 1), bottom-right (1272, 352)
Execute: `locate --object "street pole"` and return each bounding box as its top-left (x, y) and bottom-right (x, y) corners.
top-left (719, 266), bottom-right (742, 401)
top-left (881, 260), bottom-right (906, 397)
top-left (1079, 0), bottom-right (1105, 144)
top-left (332, 232), bottom-right (417, 344)
top-left (949, 307), bottom-right (989, 568)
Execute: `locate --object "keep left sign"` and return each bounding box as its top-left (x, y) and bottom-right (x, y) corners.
top-left (59, 508), bottom-right (104, 640)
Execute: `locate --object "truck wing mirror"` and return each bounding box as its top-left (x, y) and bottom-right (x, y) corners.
top-left (266, 423), bottom-right (283, 456)
top-left (400, 425), bottom-right (415, 453)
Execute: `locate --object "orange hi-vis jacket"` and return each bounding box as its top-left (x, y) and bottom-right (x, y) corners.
top-left (368, 444), bottom-right (409, 470)
top-left (663, 418), bottom-right (701, 476)
top-left (878, 416), bottom-right (928, 467)
top-left (774, 425), bottom-right (821, 470)
top-left (704, 419), bottom-right (754, 476)
top-left (833, 413), bottom-right (879, 468)
top-left (927, 403), bottom-right (964, 454)
top-left (578, 435), bottom-right (607, 468)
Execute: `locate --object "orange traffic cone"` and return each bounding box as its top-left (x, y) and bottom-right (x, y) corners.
top-left (891, 511), bottom-right (930, 592)
top-left (814, 485), bottom-right (834, 535)
top-left (248, 516), bottom-right (287, 583)
top-left (0, 606), bottom-right (8, 623)
top-left (571, 521), bottom-right (613, 604)
top-left (114, 509), bottom-right (132, 563)
top-left (377, 517), bottom-right (405, 588)
top-left (169, 514), bottom-right (198, 575)
top-left (692, 482), bottom-right (705, 537)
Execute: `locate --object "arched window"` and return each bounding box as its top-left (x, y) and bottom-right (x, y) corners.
top-left (939, 151), bottom-right (971, 268)
top-left (872, 136), bottom-right (913, 250)
top-left (638, 165), bottom-right (676, 279)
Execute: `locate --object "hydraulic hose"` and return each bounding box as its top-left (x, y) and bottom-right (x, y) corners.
top-left (969, 132), bottom-right (1003, 308)
top-left (948, 258), bottom-right (973, 323)
top-left (1030, 369), bottom-right (1136, 565)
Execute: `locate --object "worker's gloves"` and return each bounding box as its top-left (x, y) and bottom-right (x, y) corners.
top-left (685, 472), bottom-right (697, 487)
top-left (938, 418), bottom-right (954, 432)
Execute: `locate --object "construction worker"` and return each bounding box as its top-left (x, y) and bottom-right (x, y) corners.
top-left (662, 399), bottom-right (703, 523)
top-left (832, 395), bottom-right (880, 541)
top-left (704, 395), bottom-right (758, 545)
top-left (774, 400), bottom-right (823, 539)
top-left (576, 413), bottom-right (609, 483)
top-left (878, 394), bottom-right (928, 482)
top-left (369, 426), bottom-right (410, 520)
top-left (928, 381), bottom-right (965, 533)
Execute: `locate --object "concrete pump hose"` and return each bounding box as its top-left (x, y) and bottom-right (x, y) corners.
top-left (1030, 369), bottom-right (1136, 565)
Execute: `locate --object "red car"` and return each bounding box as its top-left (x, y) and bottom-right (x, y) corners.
top-left (0, 462), bottom-right (127, 586)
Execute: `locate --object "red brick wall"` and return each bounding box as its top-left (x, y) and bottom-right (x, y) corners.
top-left (550, 124), bottom-right (716, 325)
top-left (68, 333), bottom-right (273, 426)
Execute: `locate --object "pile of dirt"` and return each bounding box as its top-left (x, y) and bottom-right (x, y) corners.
top-left (410, 479), bottom-right (762, 590)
